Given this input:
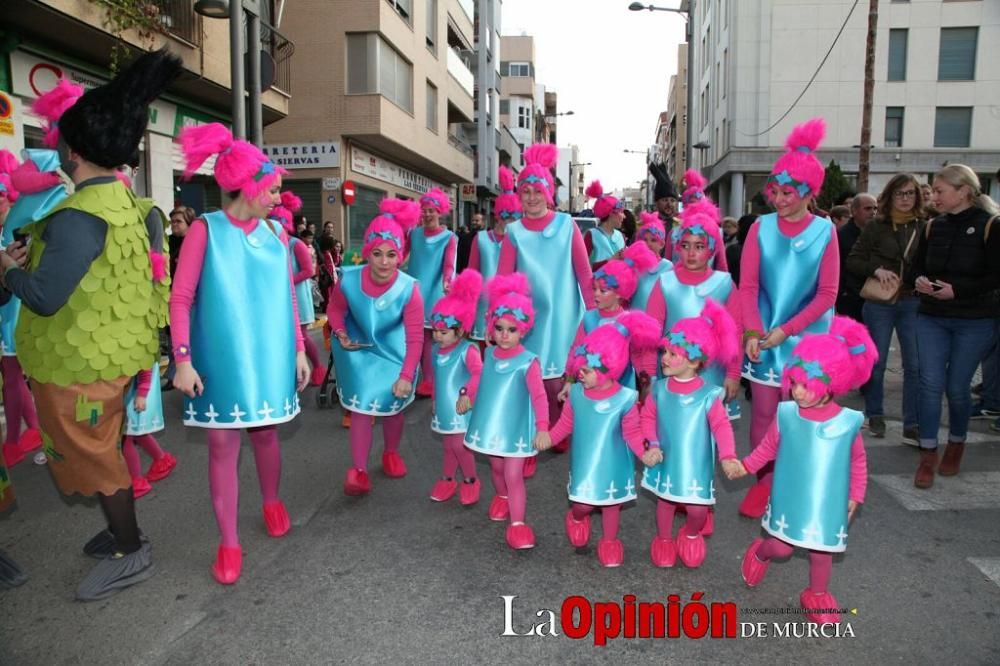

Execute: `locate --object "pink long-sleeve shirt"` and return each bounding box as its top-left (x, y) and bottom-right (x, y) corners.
top-left (549, 382), bottom-right (645, 457)
top-left (741, 401), bottom-right (867, 504)
top-left (467, 229), bottom-right (505, 272)
top-left (476, 344), bottom-right (550, 431)
top-left (496, 211), bottom-right (596, 309)
top-left (430, 341), bottom-right (484, 403)
top-left (640, 376), bottom-right (737, 460)
top-left (414, 225), bottom-right (457, 290)
top-left (326, 266), bottom-right (425, 382)
top-left (640, 266), bottom-right (742, 379)
top-left (135, 368), bottom-right (153, 399)
top-left (739, 217), bottom-right (839, 336)
top-left (291, 238), bottom-right (315, 285)
top-left (169, 214), bottom-right (305, 360)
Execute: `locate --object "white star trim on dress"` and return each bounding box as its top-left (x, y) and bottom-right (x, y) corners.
top-left (205, 404), bottom-right (219, 422)
top-left (466, 430), bottom-right (481, 447)
top-left (258, 401), bottom-right (275, 419)
top-left (230, 404), bottom-right (246, 422)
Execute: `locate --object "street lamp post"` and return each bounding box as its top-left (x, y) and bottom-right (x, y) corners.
top-left (540, 110), bottom-right (574, 144)
top-left (628, 1), bottom-right (694, 175)
top-left (568, 161), bottom-right (591, 214)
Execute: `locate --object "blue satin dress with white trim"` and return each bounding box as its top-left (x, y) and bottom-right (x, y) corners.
top-left (464, 347), bottom-right (538, 458)
top-left (566, 383), bottom-right (639, 506)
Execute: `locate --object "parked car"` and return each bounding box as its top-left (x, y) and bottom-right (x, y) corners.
top-left (573, 216), bottom-right (598, 234)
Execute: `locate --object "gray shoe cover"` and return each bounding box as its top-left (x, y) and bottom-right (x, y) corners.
top-left (83, 528), bottom-right (149, 559)
top-left (0, 549), bottom-right (28, 588)
top-left (76, 542), bottom-right (155, 601)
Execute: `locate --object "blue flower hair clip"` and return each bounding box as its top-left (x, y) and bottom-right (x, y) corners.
top-left (367, 230), bottom-right (400, 245)
top-left (789, 355), bottom-right (831, 383)
top-left (493, 305), bottom-right (529, 322)
top-left (431, 312), bottom-right (460, 328)
top-left (594, 269), bottom-right (620, 290)
top-left (665, 330), bottom-right (703, 360)
top-left (573, 344), bottom-right (610, 374)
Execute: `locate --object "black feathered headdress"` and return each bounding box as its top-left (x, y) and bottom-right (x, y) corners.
top-left (648, 161), bottom-right (679, 201)
top-left (58, 49), bottom-right (182, 168)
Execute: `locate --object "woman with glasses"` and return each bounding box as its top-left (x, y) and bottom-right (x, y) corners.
top-left (846, 174), bottom-right (925, 445)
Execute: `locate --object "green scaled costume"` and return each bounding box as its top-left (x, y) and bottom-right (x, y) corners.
top-left (15, 179), bottom-right (163, 386)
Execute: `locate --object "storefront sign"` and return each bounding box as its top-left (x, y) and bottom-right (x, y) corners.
top-left (322, 177), bottom-right (341, 191)
top-left (350, 146), bottom-right (448, 198)
top-left (460, 183), bottom-right (476, 201)
top-left (263, 141), bottom-right (341, 169)
top-left (10, 51), bottom-right (177, 137)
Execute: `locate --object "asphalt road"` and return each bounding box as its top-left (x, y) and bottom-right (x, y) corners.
top-left (2, 341), bottom-right (999, 665)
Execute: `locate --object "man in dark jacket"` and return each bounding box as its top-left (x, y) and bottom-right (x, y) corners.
top-left (836, 193), bottom-right (877, 320)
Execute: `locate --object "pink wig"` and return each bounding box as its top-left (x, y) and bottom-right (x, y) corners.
top-left (567, 311), bottom-right (661, 384)
top-left (9, 155), bottom-right (61, 195)
top-left (486, 272), bottom-right (535, 335)
top-left (420, 187), bottom-right (451, 216)
top-left (495, 165), bottom-right (522, 224)
top-left (586, 180), bottom-right (623, 221)
top-left (0, 150), bottom-right (19, 176)
top-left (179, 122), bottom-right (286, 201)
top-left (31, 79), bottom-right (85, 148)
top-left (115, 169), bottom-right (133, 189)
top-left (670, 208), bottom-right (729, 271)
top-left (663, 299), bottom-right (739, 370)
top-left (361, 197), bottom-right (421, 260)
top-left (0, 174), bottom-right (16, 204)
top-left (270, 190), bottom-right (302, 233)
top-left (635, 211), bottom-right (667, 244)
top-left (0, 151), bottom-right (19, 203)
top-left (430, 269), bottom-right (483, 333)
top-left (594, 241), bottom-right (659, 300)
top-left (767, 117), bottom-right (826, 200)
top-left (149, 249), bottom-right (168, 283)
top-left (517, 143), bottom-right (558, 205)
top-left (782, 315), bottom-right (878, 399)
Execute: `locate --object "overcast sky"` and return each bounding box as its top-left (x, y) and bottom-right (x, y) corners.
top-left (502, 0), bottom-right (688, 194)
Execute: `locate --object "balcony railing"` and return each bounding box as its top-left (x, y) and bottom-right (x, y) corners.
top-left (448, 133), bottom-right (475, 159)
top-left (261, 20), bottom-right (295, 94)
top-left (149, 0), bottom-right (201, 46)
top-left (447, 48), bottom-right (474, 97)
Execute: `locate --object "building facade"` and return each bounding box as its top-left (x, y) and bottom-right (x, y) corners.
top-left (498, 34), bottom-right (535, 156)
top-left (0, 0), bottom-right (293, 214)
top-left (687, 0), bottom-right (1000, 217)
top-left (265, 0), bottom-right (476, 257)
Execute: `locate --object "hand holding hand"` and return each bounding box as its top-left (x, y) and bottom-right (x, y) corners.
top-left (392, 378), bottom-right (413, 399)
top-left (760, 327), bottom-right (787, 350)
top-left (533, 431), bottom-right (552, 452)
top-left (641, 448), bottom-right (664, 467)
top-left (134, 396), bottom-right (147, 413)
top-left (557, 382), bottom-right (571, 403)
top-left (456, 395), bottom-right (472, 415)
top-left (722, 459), bottom-right (747, 480)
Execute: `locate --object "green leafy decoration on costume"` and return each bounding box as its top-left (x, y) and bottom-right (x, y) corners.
top-left (76, 394), bottom-right (104, 425)
top-left (41, 431), bottom-right (65, 462)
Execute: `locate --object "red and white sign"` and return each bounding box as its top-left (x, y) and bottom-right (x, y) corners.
top-left (342, 180), bottom-right (357, 205)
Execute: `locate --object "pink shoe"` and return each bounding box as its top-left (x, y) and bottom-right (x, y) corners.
top-left (344, 468), bottom-right (371, 496)
top-left (551, 436), bottom-right (570, 454)
top-left (311, 365), bottom-right (327, 386)
top-left (212, 545), bottom-right (242, 585)
top-left (597, 538), bottom-right (624, 567)
top-left (430, 478), bottom-right (458, 502)
top-left (488, 495), bottom-right (509, 521)
top-left (564, 510), bottom-right (590, 548)
top-left (145, 452), bottom-right (177, 482)
top-left (415, 379), bottom-right (434, 397)
top-left (700, 509), bottom-right (714, 536)
top-left (132, 476), bottom-right (152, 499)
top-left (738, 479), bottom-right (771, 519)
top-left (650, 536), bottom-right (676, 567)
top-left (741, 538), bottom-right (770, 587)
top-left (505, 522), bottom-right (535, 549)
top-left (676, 525), bottom-right (706, 568)
top-left (799, 588), bottom-right (840, 624)
top-left (523, 456), bottom-right (537, 479)
top-left (382, 451), bottom-right (407, 478)
top-left (262, 500), bottom-right (291, 538)
top-left (3, 442), bottom-right (25, 467)
top-left (18, 428), bottom-right (42, 453)
top-left (459, 478), bottom-right (481, 505)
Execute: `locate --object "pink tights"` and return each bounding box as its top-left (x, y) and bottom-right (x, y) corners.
top-left (301, 324), bottom-right (322, 370)
top-left (489, 456), bottom-right (527, 523)
top-left (2, 357), bottom-right (39, 445)
top-left (421, 330), bottom-right (434, 387)
top-left (756, 537), bottom-right (834, 593)
top-left (441, 433), bottom-right (477, 480)
top-left (543, 377), bottom-right (563, 428)
top-left (348, 411), bottom-right (404, 470)
top-left (122, 434), bottom-right (166, 478)
top-left (208, 426), bottom-right (282, 547)
top-left (656, 499), bottom-right (710, 537)
top-left (572, 502), bottom-right (622, 541)
top-left (750, 383), bottom-right (781, 482)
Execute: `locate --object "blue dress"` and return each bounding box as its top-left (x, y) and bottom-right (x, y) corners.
top-left (763, 402), bottom-right (862, 553)
top-left (631, 258), bottom-right (674, 311)
top-left (332, 266), bottom-right (420, 417)
top-left (566, 383), bottom-right (639, 506)
top-left (432, 338), bottom-right (477, 434)
top-left (125, 366), bottom-right (165, 435)
top-left (288, 237), bottom-right (315, 325)
top-left (588, 227), bottom-right (626, 263)
top-left (406, 227), bottom-right (456, 326)
top-left (505, 213), bottom-right (586, 378)
top-left (184, 211), bottom-right (299, 428)
top-left (464, 347), bottom-right (538, 458)
top-left (742, 213), bottom-right (834, 386)
top-left (641, 379), bottom-right (724, 505)
top-left (471, 230), bottom-right (503, 340)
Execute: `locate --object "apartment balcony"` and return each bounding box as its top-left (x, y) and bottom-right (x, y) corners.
top-left (447, 48), bottom-right (475, 97)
